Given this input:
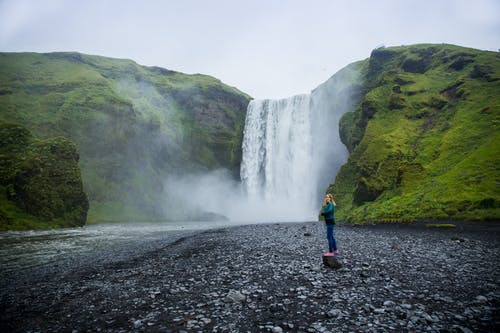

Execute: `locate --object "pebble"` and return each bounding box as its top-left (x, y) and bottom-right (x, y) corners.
top-left (383, 300), bottom-right (395, 307)
top-left (223, 290), bottom-right (246, 303)
top-left (475, 295), bottom-right (488, 303)
top-left (327, 309), bottom-right (342, 318)
top-left (1, 222), bottom-right (498, 332)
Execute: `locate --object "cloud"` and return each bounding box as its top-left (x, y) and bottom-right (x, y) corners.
top-left (0, 0), bottom-right (499, 99)
top-left (0, 0), bottom-right (60, 43)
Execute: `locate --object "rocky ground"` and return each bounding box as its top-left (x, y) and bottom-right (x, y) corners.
top-left (1, 221), bottom-right (499, 332)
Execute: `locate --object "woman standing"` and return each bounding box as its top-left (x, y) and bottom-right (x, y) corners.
top-left (321, 194), bottom-right (339, 256)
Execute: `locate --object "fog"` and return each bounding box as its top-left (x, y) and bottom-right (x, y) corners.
top-left (162, 169), bottom-right (316, 223)
top-left (160, 64), bottom-right (362, 223)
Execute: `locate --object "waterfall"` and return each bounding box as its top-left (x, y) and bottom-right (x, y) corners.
top-left (240, 65), bottom-right (359, 221)
top-left (240, 94), bottom-right (314, 220)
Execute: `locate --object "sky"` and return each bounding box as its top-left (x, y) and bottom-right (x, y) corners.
top-left (0, 0), bottom-right (499, 99)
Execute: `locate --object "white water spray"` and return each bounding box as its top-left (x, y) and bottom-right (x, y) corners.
top-left (240, 94), bottom-right (314, 220)
top-left (161, 64), bottom-right (359, 223)
top-left (240, 65), bottom-right (359, 221)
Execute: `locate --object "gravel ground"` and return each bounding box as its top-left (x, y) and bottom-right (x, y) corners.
top-left (1, 221), bottom-right (499, 332)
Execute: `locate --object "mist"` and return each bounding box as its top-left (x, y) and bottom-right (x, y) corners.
top-left (161, 169), bottom-right (242, 222)
top-left (161, 168), bottom-right (319, 223)
top-left (160, 63), bottom-right (362, 223)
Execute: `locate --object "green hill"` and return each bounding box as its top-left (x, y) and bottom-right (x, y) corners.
top-left (0, 52), bottom-right (251, 224)
top-left (1, 45), bottom-right (497, 228)
top-left (328, 44), bottom-right (500, 223)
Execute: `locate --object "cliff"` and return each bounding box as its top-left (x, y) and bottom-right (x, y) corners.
top-left (328, 44), bottom-right (500, 222)
top-left (0, 52), bottom-right (251, 224)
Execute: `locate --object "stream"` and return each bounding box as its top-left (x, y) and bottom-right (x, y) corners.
top-left (0, 220), bottom-right (246, 276)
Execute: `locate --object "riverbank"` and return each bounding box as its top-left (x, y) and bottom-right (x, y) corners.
top-left (1, 221), bottom-right (499, 332)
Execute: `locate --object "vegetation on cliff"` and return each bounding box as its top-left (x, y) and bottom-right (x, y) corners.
top-left (0, 52), bottom-right (251, 224)
top-left (329, 44), bottom-right (500, 223)
top-left (0, 123), bottom-right (88, 230)
top-left (2, 45), bottom-right (497, 228)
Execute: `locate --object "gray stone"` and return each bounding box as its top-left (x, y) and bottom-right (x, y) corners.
top-left (323, 255), bottom-right (342, 269)
top-left (201, 317), bottom-right (212, 324)
top-left (223, 290), bottom-right (246, 303)
top-left (383, 300), bottom-right (396, 307)
top-left (475, 295), bottom-right (488, 303)
top-left (327, 309), bottom-right (342, 318)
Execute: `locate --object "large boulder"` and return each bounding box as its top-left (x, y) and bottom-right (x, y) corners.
top-left (323, 255), bottom-right (342, 269)
top-left (0, 123), bottom-right (89, 229)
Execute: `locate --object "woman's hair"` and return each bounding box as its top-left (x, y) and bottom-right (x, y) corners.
top-left (325, 193), bottom-right (336, 206)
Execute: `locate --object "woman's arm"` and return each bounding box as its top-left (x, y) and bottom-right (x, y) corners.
top-left (322, 202), bottom-right (333, 214)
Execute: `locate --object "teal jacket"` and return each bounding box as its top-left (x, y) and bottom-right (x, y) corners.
top-left (321, 202), bottom-right (335, 222)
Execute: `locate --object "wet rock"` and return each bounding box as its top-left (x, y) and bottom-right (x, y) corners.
top-left (383, 300), bottom-right (396, 307)
top-left (322, 255), bottom-right (342, 269)
top-left (327, 309), bottom-right (342, 318)
top-left (223, 290), bottom-right (246, 303)
top-left (401, 303), bottom-right (412, 310)
top-left (475, 295), bottom-right (488, 303)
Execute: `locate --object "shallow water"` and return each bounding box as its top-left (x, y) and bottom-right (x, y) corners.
top-left (0, 220), bottom-right (247, 276)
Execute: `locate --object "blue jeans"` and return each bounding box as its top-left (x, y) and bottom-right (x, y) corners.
top-left (326, 223), bottom-right (337, 252)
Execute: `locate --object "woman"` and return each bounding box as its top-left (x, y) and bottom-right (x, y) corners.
top-left (321, 193), bottom-right (339, 256)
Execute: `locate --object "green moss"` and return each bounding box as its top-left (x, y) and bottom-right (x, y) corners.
top-left (0, 52), bottom-right (251, 223)
top-left (332, 44), bottom-right (500, 223)
top-left (425, 223), bottom-right (456, 228)
top-left (0, 123), bottom-right (89, 230)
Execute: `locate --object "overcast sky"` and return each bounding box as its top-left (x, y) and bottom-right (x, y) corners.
top-left (0, 0), bottom-right (499, 99)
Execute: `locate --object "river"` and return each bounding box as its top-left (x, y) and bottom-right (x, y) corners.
top-left (0, 220), bottom-right (247, 277)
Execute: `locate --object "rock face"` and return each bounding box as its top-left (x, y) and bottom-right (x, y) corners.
top-left (0, 123), bottom-right (88, 229)
top-left (331, 44), bottom-right (500, 222)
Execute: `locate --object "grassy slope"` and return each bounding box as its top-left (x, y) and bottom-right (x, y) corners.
top-left (0, 52), bottom-right (251, 224)
top-left (330, 44), bottom-right (500, 223)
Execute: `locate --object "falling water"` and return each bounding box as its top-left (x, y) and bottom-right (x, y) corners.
top-left (240, 94), bottom-right (314, 220)
top-left (240, 65), bottom-right (359, 221)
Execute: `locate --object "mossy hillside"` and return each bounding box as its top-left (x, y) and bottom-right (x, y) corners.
top-left (0, 52), bottom-right (251, 222)
top-left (331, 44), bottom-right (500, 223)
top-left (0, 123), bottom-right (89, 230)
